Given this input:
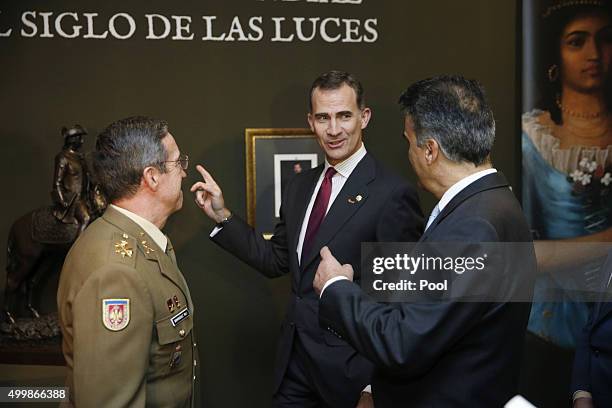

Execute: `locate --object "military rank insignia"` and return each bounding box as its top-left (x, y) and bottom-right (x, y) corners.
top-left (114, 234), bottom-right (133, 258)
top-left (137, 232), bottom-right (156, 255)
top-left (102, 299), bottom-right (130, 331)
top-left (167, 298), bottom-right (176, 313)
top-left (167, 295), bottom-right (181, 313)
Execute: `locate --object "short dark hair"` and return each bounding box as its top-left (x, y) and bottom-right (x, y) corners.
top-left (93, 116), bottom-right (169, 202)
top-left (399, 75), bottom-right (495, 166)
top-left (309, 70), bottom-right (365, 111)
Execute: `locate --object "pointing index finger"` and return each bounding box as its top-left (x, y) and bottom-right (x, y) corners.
top-left (196, 164), bottom-right (216, 185)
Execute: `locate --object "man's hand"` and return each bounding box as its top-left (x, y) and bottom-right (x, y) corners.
top-left (313, 246), bottom-right (354, 296)
top-left (356, 391), bottom-right (374, 408)
top-left (574, 398), bottom-right (594, 408)
top-left (190, 165), bottom-right (231, 223)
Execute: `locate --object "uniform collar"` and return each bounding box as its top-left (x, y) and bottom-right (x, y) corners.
top-left (110, 204), bottom-right (168, 251)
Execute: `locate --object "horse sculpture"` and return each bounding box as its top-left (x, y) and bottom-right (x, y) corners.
top-left (3, 125), bottom-right (106, 327)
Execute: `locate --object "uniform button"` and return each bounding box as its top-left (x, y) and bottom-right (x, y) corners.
top-left (194, 359), bottom-right (197, 366)
top-left (289, 322), bottom-right (295, 327)
top-left (179, 329), bottom-right (186, 337)
top-left (594, 349), bottom-right (600, 357)
top-left (193, 343), bottom-right (197, 347)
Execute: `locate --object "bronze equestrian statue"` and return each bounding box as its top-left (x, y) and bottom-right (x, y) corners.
top-left (3, 125), bottom-right (106, 326)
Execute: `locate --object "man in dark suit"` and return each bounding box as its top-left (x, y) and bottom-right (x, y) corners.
top-left (314, 75), bottom-right (536, 407)
top-left (190, 70), bottom-right (423, 407)
top-left (572, 254), bottom-right (612, 408)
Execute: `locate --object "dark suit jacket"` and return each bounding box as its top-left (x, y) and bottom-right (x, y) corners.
top-left (212, 153), bottom-right (423, 407)
top-left (319, 172), bottom-right (536, 407)
top-left (572, 254), bottom-right (612, 408)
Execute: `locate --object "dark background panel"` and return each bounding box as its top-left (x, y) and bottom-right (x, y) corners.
top-left (0, 1), bottom-right (518, 407)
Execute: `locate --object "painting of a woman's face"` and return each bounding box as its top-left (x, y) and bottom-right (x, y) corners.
top-left (560, 11), bottom-right (612, 93)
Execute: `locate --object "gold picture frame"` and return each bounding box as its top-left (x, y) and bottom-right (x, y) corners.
top-left (245, 128), bottom-right (323, 238)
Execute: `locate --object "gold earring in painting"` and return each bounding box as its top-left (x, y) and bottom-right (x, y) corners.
top-left (547, 64), bottom-right (559, 82)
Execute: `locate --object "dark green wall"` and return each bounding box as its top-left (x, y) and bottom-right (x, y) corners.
top-left (0, 1), bottom-right (518, 406)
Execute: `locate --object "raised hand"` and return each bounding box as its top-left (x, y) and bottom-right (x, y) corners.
top-left (190, 164), bottom-right (231, 223)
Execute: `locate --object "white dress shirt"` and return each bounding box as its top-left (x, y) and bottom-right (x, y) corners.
top-left (431, 168), bottom-right (497, 221)
top-left (210, 145), bottom-right (370, 392)
top-left (210, 143), bottom-right (367, 246)
top-left (425, 168), bottom-right (498, 231)
top-left (111, 204), bottom-right (168, 251)
top-left (296, 143), bottom-right (367, 264)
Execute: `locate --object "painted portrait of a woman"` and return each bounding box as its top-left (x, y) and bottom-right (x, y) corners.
top-left (521, 0), bottom-right (612, 405)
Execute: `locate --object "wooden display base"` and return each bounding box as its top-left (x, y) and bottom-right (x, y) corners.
top-left (0, 314), bottom-right (65, 365)
top-left (0, 338), bottom-right (64, 365)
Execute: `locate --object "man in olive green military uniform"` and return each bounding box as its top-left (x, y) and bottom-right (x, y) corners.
top-left (57, 116), bottom-right (197, 407)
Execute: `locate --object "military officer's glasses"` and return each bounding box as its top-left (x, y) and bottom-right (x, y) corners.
top-left (163, 154), bottom-right (189, 171)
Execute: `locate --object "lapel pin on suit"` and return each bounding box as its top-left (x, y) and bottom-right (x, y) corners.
top-left (348, 194), bottom-right (363, 204)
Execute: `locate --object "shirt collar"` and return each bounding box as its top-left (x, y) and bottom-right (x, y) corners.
top-left (437, 168), bottom-right (497, 212)
top-left (324, 143), bottom-right (367, 178)
top-left (110, 204), bottom-right (168, 251)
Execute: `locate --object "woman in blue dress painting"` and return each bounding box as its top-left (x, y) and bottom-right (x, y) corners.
top-left (520, 0), bottom-right (612, 406)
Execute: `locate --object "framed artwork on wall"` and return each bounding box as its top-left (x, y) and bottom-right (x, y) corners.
top-left (519, 1), bottom-right (612, 407)
top-left (245, 128), bottom-right (323, 238)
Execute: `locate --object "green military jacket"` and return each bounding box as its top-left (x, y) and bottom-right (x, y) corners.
top-left (57, 206), bottom-right (197, 407)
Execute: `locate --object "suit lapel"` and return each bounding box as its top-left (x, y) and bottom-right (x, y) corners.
top-left (157, 249), bottom-right (194, 310)
top-left (288, 165), bottom-right (323, 269)
top-left (300, 155), bottom-right (375, 270)
top-left (593, 253), bottom-right (612, 326)
top-left (595, 301), bottom-right (612, 326)
top-left (291, 165), bottom-right (323, 242)
top-left (420, 172), bottom-right (510, 241)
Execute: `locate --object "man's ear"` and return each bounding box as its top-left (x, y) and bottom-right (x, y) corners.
top-left (360, 107), bottom-right (372, 130)
top-left (307, 113), bottom-right (315, 133)
top-left (424, 139), bottom-right (440, 165)
top-left (142, 166), bottom-right (161, 191)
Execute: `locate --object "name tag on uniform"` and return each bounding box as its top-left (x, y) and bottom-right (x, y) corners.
top-left (170, 307), bottom-right (190, 327)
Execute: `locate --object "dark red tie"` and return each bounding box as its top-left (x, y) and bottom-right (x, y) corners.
top-left (302, 167), bottom-right (337, 258)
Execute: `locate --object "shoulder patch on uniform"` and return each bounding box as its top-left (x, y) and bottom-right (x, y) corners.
top-left (102, 299), bottom-right (130, 331)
